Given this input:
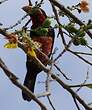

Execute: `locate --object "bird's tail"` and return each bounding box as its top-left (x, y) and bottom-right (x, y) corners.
top-left (22, 56), bottom-right (41, 101)
top-left (22, 71), bottom-right (37, 101)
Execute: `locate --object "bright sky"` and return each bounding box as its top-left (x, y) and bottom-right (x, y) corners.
top-left (0, 0), bottom-right (92, 110)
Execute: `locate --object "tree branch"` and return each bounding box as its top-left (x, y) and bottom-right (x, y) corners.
top-left (68, 49), bottom-right (92, 66)
top-left (51, 74), bottom-right (92, 110)
top-left (49, 0), bottom-right (92, 39)
top-left (0, 19), bottom-right (91, 110)
top-left (28, 0), bottom-right (32, 6)
top-left (0, 57), bottom-right (48, 110)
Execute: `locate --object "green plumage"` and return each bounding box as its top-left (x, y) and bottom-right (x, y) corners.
top-left (30, 18), bottom-right (51, 36)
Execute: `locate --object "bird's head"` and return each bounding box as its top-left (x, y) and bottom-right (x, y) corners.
top-left (22, 5), bottom-right (47, 29)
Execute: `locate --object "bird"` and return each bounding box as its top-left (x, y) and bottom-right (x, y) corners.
top-left (22, 5), bottom-right (55, 101)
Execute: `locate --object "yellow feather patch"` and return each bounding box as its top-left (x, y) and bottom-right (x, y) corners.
top-left (27, 47), bottom-right (37, 57)
top-left (4, 42), bottom-right (18, 48)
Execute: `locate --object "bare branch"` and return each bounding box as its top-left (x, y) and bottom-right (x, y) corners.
top-left (51, 74), bottom-right (92, 110)
top-left (69, 83), bottom-right (92, 88)
top-left (0, 57), bottom-right (48, 110)
top-left (54, 64), bottom-right (71, 80)
top-left (76, 68), bottom-right (89, 92)
top-left (51, 3), bottom-right (66, 46)
top-left (68, 49), bottom-right (92, 66)
top-left (47, 96), bottom-right (56, 110)
top-left (4, 14), bottom-right (28, 30)
top-left (54, 39), bottom-right (72, 62)
top-left (36, 92), bottom-right (51, 98)
top-left (72, 96), bottom-right (81, 110)
top-left (72, 51), bottom-right (92, 56)
top-left (28, 0), bottom-right (32, 6)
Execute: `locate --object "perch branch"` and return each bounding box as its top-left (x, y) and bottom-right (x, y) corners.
top-left (0, 57), bottom-right (48, 110)
top-left (0, 26), bottom-right (91, 110)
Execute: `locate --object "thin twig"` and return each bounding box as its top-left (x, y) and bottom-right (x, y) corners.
top-left (47, 96), bottom-right (56, 110)
top-left (49, 0), bottom-right (92, 39)
top-left (51, 74), bottom-right (92, 110)
top-left (0, 58), bottom-right (48, 110)
top-left (36, 92), bottom-right (51, 98)
top-left (73, 51), bottom-right (92, 56)
top-left (51, 3), bottom-right (66, 46)
top-left (4, 14), bottom-right (28, 30)
top-left (76, 68), bottom-right (89, 92)
top-left (36, 0), bottom-right (44, 7)
top-left (36, 64), bottom-right (52, 98)
top-left (54, 49), bottom-right (66, 61)
top-left (72, 96), bottom-right (81, 110)
top-left (22, 19), bottom-right (31, 28)
top-left (87, 45), bottom-right (92, 50)
top-left (54, 64), bottom-right (71, 80)
top-left (68, 49), bottom-right (92, 66)
top-left (54, 40), bottom-right (72, 61)
top-left (28, 0), bottom-right (32, 5)
top-left (69, 83), bottom-right (92, 88)
top-left (46, 58), bottom-right (56, 110)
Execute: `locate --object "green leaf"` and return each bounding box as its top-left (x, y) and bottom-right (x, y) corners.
top-left (72, 37), bottom-right (80, 46)
top-left (77, 31), bottom-right (85, 37)
top-left (80, 38), bottom-right (87, 46)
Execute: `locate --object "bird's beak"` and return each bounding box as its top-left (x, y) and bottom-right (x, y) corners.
top-left (22, 6), bottom-right (32, 14)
